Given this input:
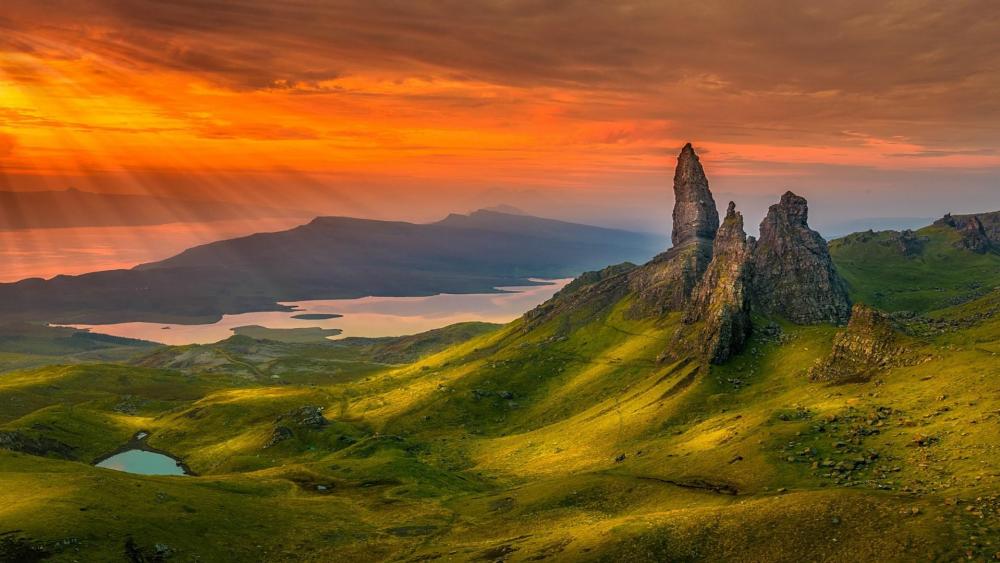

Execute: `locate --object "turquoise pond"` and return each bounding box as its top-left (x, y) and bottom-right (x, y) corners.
top-left (95, 450), bottom-right (189, 476)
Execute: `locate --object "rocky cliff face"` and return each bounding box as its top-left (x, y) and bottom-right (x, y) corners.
top-left (685, 202), bottom-right (754, 364)
top-left (750, 191), bottom-right (851, 325)
top-left (956, 216), bottom-right (992, 253)
top-left (629, 144), bottom-right (718, 316)
top-left (809, 304), bottom-right (911, 383)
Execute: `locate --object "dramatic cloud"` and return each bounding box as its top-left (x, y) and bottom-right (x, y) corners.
top-left (1, 0), bottom-right (998, 228)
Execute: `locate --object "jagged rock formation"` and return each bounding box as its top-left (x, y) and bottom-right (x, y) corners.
top-left (895, 229), bottom-right (925, 257)
top-left (629, 144), bottom-right (718, 316)
top-left (750, 191), bottom-right (851, 325)
top-left (957, 216), bottom-right (992, 253)
top-left (525, 148), bottom-right (858, 366)
top-left (809, 304), bottom-right (912, 383)
top-left (685, 202), bottom-right (755, 364)
top-left (936, 212), bottom-right (998, 252)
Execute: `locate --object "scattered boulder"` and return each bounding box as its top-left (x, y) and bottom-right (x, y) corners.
top-left (685, 202), bottom-right (755, 363)
top-left (281, 406), bottom-right (328, 428)
top-left (750, 191), bottom-right (851, 325)
top-left (809, 304), bottom-right (913, 383)
top-left (264, 426), bottom-right (293, 449)
top-left (0, 534), bottom-right (51, 562)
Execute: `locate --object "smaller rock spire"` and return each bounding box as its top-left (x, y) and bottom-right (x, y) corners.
top-left (685, 201), bottom-right (754, 363)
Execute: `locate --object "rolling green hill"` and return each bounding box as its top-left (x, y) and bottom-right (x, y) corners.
top-left (1, 223), bottom-right (998, 561)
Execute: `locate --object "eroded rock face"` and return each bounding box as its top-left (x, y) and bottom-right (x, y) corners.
top-left (671, 143), bottom-right (720, 247)
top-left (957, 216), bottom-right (992, 253)
top-left (628, 243), bottom-right (713, 316)
top-left (685, 202), bottom-right (755, 364)
top-left (750, 191), bottom-right (851, 325)
top-left (809, 304), bottom-right (911, 383)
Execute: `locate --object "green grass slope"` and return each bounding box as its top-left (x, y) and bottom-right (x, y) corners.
top-left (1, 234), bottom-right (999, 561)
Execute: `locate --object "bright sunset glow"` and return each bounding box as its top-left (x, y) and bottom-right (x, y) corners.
top-left (2, 1), bottom-right (998, 236)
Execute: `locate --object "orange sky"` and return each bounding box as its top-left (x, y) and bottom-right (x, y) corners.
top-left (2, 1), bottom-right (999, 232)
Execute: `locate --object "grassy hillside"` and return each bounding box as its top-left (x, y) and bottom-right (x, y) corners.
top-left (830, 224), bottom-right (1000, 312)
top-left (1, 230), bottom-right (999, 561)
top-left (0, 323), bottom-right (156, 373)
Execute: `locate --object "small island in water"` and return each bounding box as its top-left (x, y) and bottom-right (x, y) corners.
top-left (231, 325), bottom-right (343, 343)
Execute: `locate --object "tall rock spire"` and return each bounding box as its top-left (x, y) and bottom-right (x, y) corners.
top-left (628, 143), bottom-right (719, 316)
top-left (671, 143), bottom-right (720, 247)
top-left (750, 191), bottom-right (851, 324)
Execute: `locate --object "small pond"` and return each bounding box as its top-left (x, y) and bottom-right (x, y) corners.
top-left (93, 432), bottom-right (191, 476)
top-left (95, 450), bottom-right (189, 476)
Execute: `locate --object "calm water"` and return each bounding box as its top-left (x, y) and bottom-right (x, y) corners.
top-left (64, 279), bottom-right (571, 345)
top-left (95, 449), bottom-right (189, 476)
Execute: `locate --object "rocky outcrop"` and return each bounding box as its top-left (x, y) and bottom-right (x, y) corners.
top-left (968, 211), bottom-right (1000, 244)
top-left (629, 144), bottom-right (719, 316)
top-left (957, 216), bottom-right (992, 253)
top-left (284, 405), bottom-right (328, 428)
top-left (750, 191), bottom-right (851, 325)
top-left (554, 262), bottom-right (636, 298)
top-left (264, 426), bottom-right (293, 449)
top-left (895, 229), bottom-right (925, 257)
top-left (0, 430), bottom-right (75, 459)
top-left (809, 304), bottom-right (911, 383)
top-left (685, 202), bottom-right (755, 364)
top-left (671, 143), bottom-right (720, 247)
top-left (936, 212), bottom-right (998, 252)
top-left (522, 263), bottom-right (634, 332)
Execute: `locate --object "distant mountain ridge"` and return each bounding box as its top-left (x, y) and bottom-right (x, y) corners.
top-left (0, 210), bottom-right (665, 324)
top-left (0, 188), bottom-right (308, 229)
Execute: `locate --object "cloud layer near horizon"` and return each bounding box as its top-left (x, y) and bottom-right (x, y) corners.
top-left (1, 0), bottom-right (999, 229)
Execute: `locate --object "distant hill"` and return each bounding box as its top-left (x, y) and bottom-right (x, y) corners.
top-left (0, 188), bottom-right (308, 229)
top-left (815, 216), bottom-right (934, 239)
top-left (0, 210), bottom-right (665, 324)
top-left (830, 209), bottom-right (1000, 312)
